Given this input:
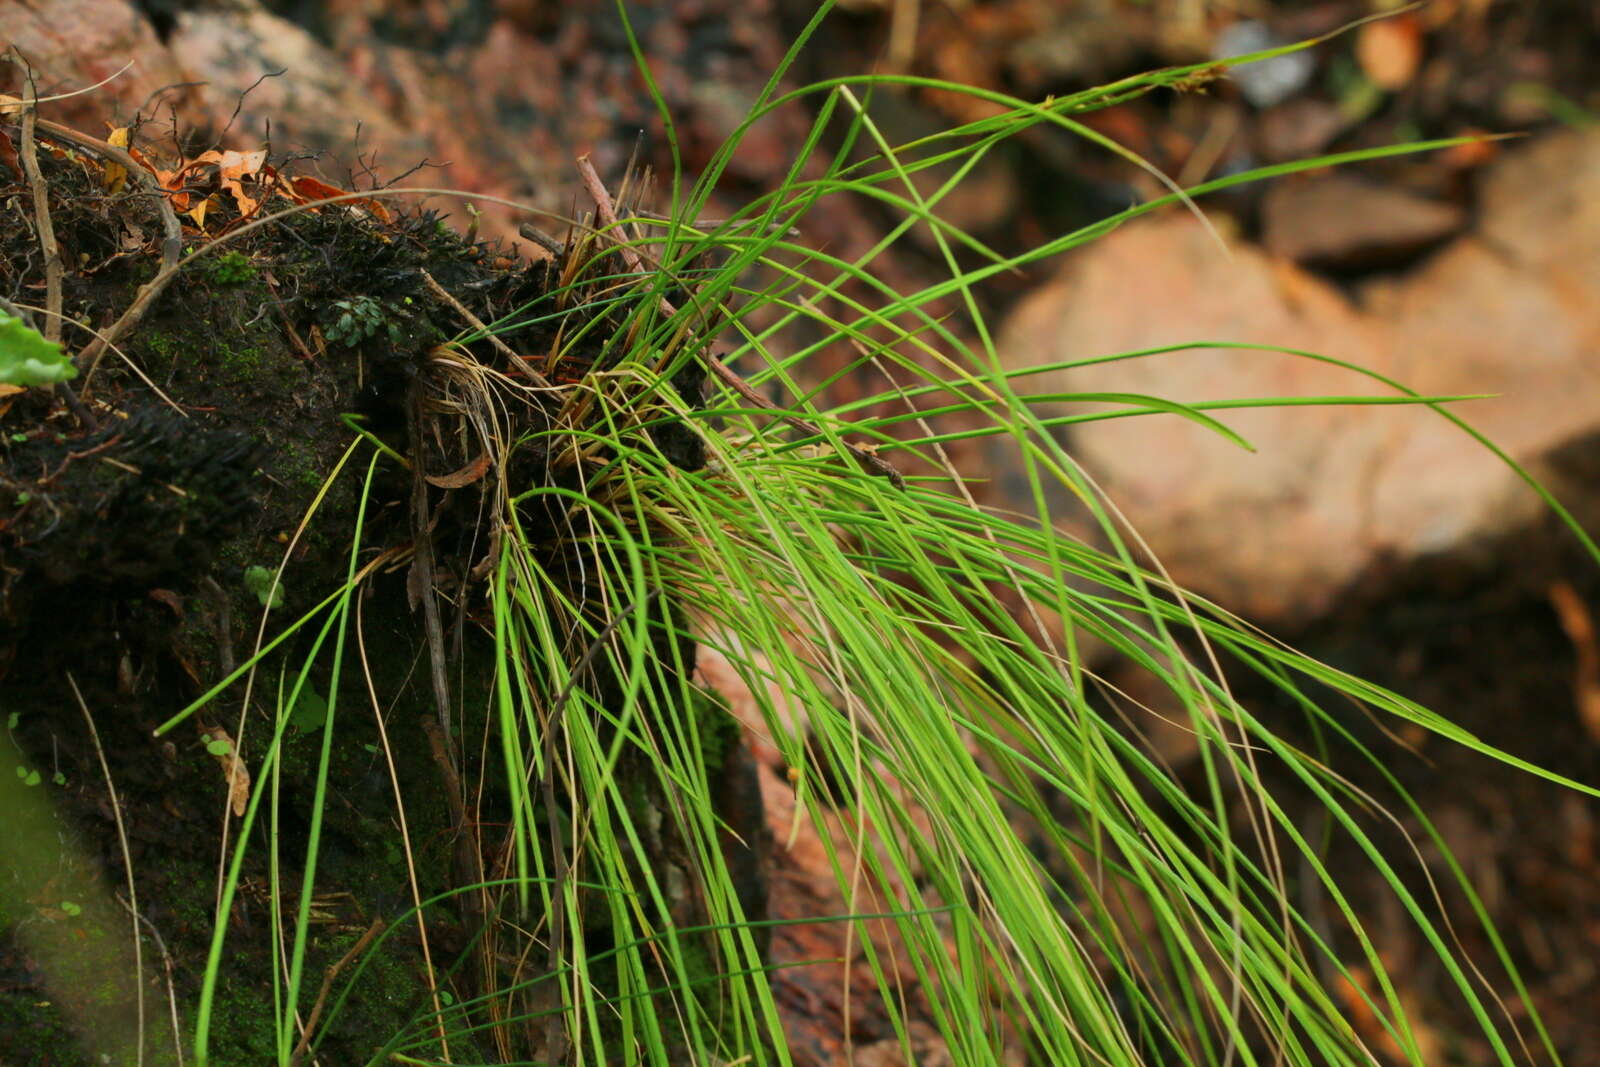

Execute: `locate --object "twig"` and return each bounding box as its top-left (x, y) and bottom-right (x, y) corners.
top-left (573, 154), bottom-right (904, 489)
top-left (16, 78), bottom-right (99, 430)
top-left (407, 392), bottom-right (489, 989)
top-left (67, 673), bottom-right (145, 1067)
top-left (420, 269), bottom-right (552, 387)
top-left (517, 222), bottom-right (566, 258)
top-left (18, 80), bottom-right (62, 345)
top-left (30, 116), bottom-right (183, 379)
top-left (120, 902), bottom-right (188, 1067)
top-left (354, 595), bottom-right (451, 1063)
top-left (287, 916), bottom-right (386, 1067)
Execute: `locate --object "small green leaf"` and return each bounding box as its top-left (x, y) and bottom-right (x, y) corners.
top-left (51, 772), bottom-right (65, 786)
top-left (0, 312), bottom-right (78, 387)
top-left (288, 682), bottom-right (328, 732)
top-left (5, 712), bottom-right (18, 730)
top-left (59, 901), bottom-right (81, 917)
top-left (9, 433), bottom-right (26, 443)
top-left (243, 566), bottom-right (284, 609)
top-left (205, 738), bottom-right (232, 757)
top-left (23, 769), bottom-right (41, 787)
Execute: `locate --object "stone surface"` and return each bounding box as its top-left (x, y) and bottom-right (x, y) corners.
top-left (1260, 172), bottom-right (1464, 269)
top-left (0, 0), bottom-right (196, 129)
top-left (997, 128), bottom-right (1600, 622)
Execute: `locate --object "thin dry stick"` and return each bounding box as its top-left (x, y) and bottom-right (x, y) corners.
top-left (573, 154), bottom-right (904, 489)
top-left (18, 82), bottom-right (61, 344)
top-left (119, 899), bottom-right (187, 1067)
top-left (66, 672), bottom-right (146, 1067)
top-left (420, 268), bottom-right (553, 388)
top-left (406, 390), bottom-right (489, 999)
top-left (28, 116), bottom-right (182, 378)
top-left (17, 80), bottom-right (98, 429)
top-left (17, 300), bottom-right (186, 412)
top-left (287, 916), bottom-right (386, 1067)
top-left (517, 221), bottom-right (566, 257)
top-left (354, 595), bottom-right (452, 1063)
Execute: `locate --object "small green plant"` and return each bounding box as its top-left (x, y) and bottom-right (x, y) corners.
top-left (323, 296), bottom-right (403, 347)
top-left (243, 565), bottom-right (284, 609)
top-left (286, 681), bottom-right (328, 733)
top-left (208, 250), bottom-right (257, 286)
top-left (0, 311), bottom-right (77, 386)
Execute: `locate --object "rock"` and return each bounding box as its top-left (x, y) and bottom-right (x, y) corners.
top-left (1260, 173), bottom-right (1465, 270)
top-left (0, 0), bottom-right (199, 130)
top-left (996, 129), bottom-right (1600, 622)
top-left (1214, 21), bottom-right (1315, 108)
top-left (1254, 97), bottom-right (1346, 163)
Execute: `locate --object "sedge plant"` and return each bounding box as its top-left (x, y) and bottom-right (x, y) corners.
top-left (144, 5), bottom-right (1600, 1065)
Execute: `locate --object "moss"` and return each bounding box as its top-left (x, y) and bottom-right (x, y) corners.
top-left (0, 989), bottom-right (93, 1066)
top-left (137, 327), bottom-right (182, 376)
top-left (202, 967), bottom-right (282, 1063)
top-left (274, 439), bottom-right (333, 495)
top-left (207, 251), bottom-right (258, 286)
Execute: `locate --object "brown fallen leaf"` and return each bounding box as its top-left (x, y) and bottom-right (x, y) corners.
top-left (424, 452), bottom-right (492, 489)
top-left (0, 127), bottom-right (20, 180)
top-left (148, 588), bottom-right (184, 616)
top-left (213, 148), bottom-right (268, 216)
top-left (200, 726), bottom-right (251, 817)
top-left (284, 174), bottom-right (392, 221)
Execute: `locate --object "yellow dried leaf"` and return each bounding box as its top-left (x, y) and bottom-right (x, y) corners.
top-left (102, 126), bottom-right (130, 194)
top-left (188, 196), bottom-right (214, 229)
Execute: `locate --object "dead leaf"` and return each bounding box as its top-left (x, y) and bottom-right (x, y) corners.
top-left (200, 727), bottom-right (250, 817)
top-left (1549, 581), bottom-right (1600, 743)
top-left (424, 453), bottom-right (492, 489)
top-left (148, 588), bottom-right (184, 615)
top-left (0, 128), bottom-right (18, 179)
top-left (102, 126), bottom-right (129, 194)
top-left (287, 174), bottom-right (350, 205)
top-left (127, 143), bottom-right (158, 177)
top-left (285, 175), bottom-right (391, 220)
top-left (216, 148), bottom-right (268, 215)
top-left (1357, 15), bottom-right (1423, 92)
top-left (188, 196), bottom-right (218, 229)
